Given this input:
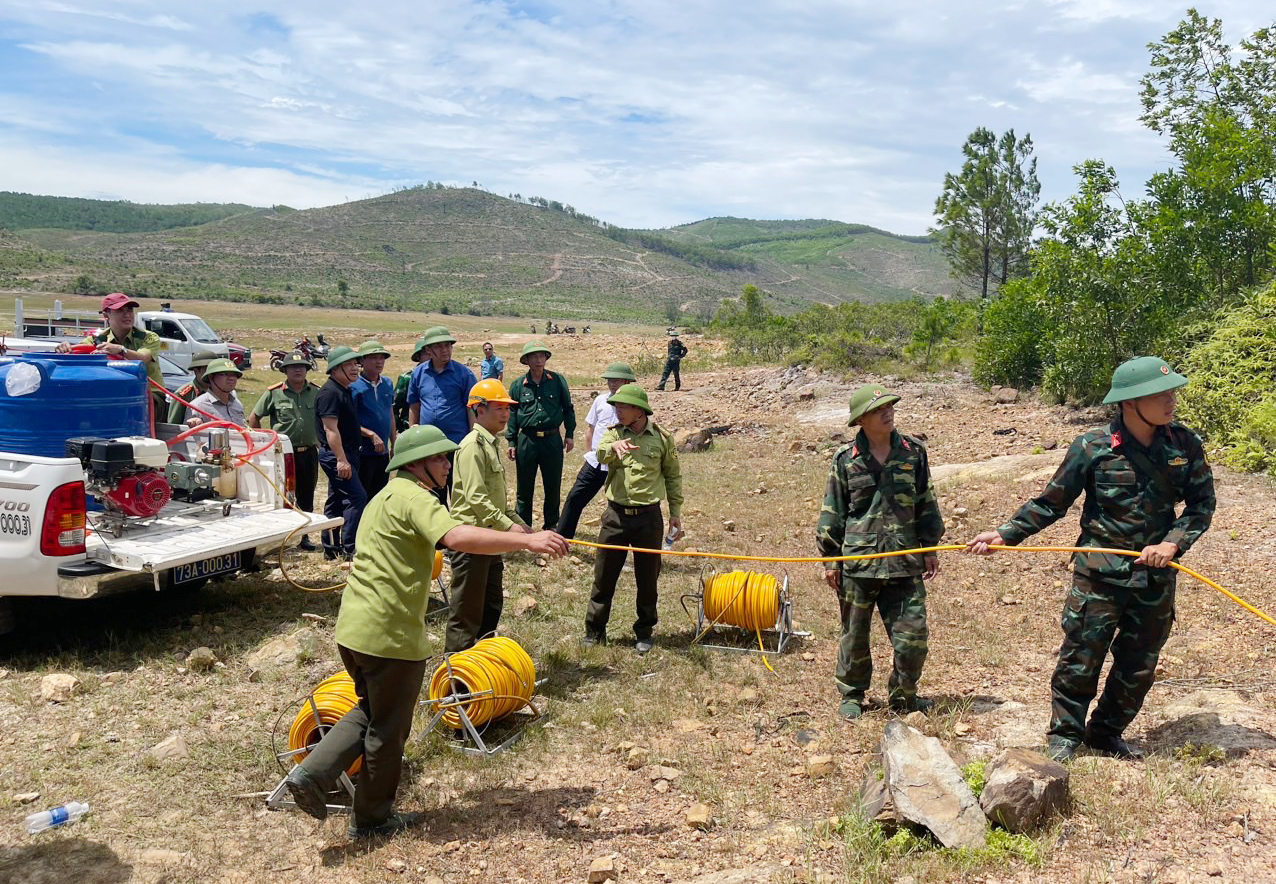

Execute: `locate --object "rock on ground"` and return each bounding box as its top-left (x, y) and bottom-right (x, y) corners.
top-left (588, 856), bottom-right (618, 883)
top-left (978, 748), bottom-right (1069, 832)
top-left (1148, 690), bottom-right (1276, 754)
top-left (40, 673), bottom-right (81, 703)
top-left (669, 866), bottom-right (788, 884)
top-left (245, 628), bottom-right (320, 670)
top-left (185, 646), bottom-right (218, 671)
top-left (881, 721), bottom-right (988, 849)
top-left (146, 732), bottom-right (190, 763)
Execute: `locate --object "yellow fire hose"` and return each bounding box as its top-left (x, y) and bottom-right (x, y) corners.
top-left (285, 671), bottom-right (363, 776)
top-left (426, 636), bottom-right (537, 730)
top-left (570, 539), bottom-right (1276, 628)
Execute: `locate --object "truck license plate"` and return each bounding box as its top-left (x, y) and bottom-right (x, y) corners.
top-left (171, 550), bottom-right (243, 585)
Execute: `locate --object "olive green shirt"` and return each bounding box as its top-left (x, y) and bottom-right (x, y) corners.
top-left (87, 327), bottom-right (165, 392)
top-left (167, 377), bottom-right (209, 423)
top-left (451, 424), bottom-right (524, 531)
top-left (507, 370), bottom-right (576, 441)
top-left (250, 382), bottom-right (320, 448)
top-left (334, 472), bottom-right (463, 660)
top-left (597, 419), bottom-right (683, 518)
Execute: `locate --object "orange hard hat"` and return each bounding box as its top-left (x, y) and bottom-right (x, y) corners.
top-left (468, 378), bottom-right (517, 407)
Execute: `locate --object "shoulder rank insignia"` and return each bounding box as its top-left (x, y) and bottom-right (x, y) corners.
top-left (899, 462), bottom-right (914, 471)
top-left (1168, 456), bottom-right (1187, 467)
top-left (268, 382), bottom-right (284, 390)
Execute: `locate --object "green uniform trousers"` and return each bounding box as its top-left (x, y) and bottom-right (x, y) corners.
top-left (1049, 570), bottom-right (1176, 743)
top-left (587, 503), bottom-right (663, 641)
top-left (836, 574), bottom-right (928, 707)
top-left (298, 645), bottom-right (427, 829)
top-left (514, 430), bottom-right (564, 529)
top-left (445, 552), bottom-right (504, 652)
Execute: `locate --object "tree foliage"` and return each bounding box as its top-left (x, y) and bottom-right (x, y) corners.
top-left (0, 192), bottom-right (256, 233)
top-left (932, 128), bottom-right (1040, 299)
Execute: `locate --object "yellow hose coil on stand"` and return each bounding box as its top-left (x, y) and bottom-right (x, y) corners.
top-left (427, 636), bottom-right (537, 730)
top-left (702, 570), bottom-right (781, 633)
top-left (287, 671), bottom-right (362, 776)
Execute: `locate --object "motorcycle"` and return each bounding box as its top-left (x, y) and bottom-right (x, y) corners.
top-left (268, 335), bottom-right (330, 371)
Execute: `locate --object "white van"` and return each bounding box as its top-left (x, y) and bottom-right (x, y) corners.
top-left (138, 311), bottom-right (230, 369)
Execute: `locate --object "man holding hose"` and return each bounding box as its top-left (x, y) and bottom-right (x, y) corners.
top-left (967, 357), bottom-right (1215, 763)
top-left (284, 424), bottom-right (567, 838)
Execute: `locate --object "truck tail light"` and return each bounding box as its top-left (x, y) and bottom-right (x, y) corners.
top-left (283, 452), bottom-right (296, 500)
top-left (40, 482), bottom-right (87, 556)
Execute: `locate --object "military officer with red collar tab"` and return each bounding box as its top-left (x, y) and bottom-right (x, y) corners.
top-left (817, 384), bottom-right (945, 721)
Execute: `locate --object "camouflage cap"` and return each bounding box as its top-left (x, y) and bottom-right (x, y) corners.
top-left (847, 384), bottom-right (900, 425)
top-left (1102, 356), bottom-right (1188, 405)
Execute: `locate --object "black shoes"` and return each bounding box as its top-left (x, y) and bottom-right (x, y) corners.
top-left (1084, 728), bottom-right (1145, 760)
top-left (1046, 737), bottom-right (1079, 763)
top-left (582, 633), bottom-right (607, 647)
top-left (635, 638), bottom-right (654, 655)
top-left (284, 766), bottom-right (329, 820)
top-left (297, 536), bottom-right (316, 551)
top-left (347, 810), bottom-right (423, 839)
top-left (891, 696), bottom-right (935, 714)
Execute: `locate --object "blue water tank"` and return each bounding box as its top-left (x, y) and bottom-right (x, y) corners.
top-left (0, 353), bottom-right (149, 458)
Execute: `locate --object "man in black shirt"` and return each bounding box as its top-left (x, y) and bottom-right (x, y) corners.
top-left (317, 346), bottom-right (368, 560)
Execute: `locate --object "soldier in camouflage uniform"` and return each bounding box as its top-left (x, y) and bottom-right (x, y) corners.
top-left (817, 385), bottom-right (945, 720)
top-left (968, 357), bottom-right (1215, 762)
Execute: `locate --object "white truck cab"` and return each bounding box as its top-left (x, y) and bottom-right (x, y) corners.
top-left (137, 311), bottom-right (230, 368)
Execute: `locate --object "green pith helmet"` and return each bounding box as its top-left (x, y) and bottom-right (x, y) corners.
top-left (326, 345), bottom-right (362, 373)
top-left (188, 350), bottom-right (220, 371)
top-left (602, 361), bottom-right (636, 381)
top-left (847, 383), bottom-right (900, 426)
top-left (520, 340), bottom-right (552, 364)
top-left (386, 424), bottom-right (459, 472)
top-left (277, 349), bottom-right (311, 370)
top-left (202, 358), bottom-right (242, 378)
top-left (411, 336), bottom-right (429, 362)
top-left (357, 340), bottom-right (391, 358)
top-left (1102, 356), bottom-right (1188, 405)
top-left (421, 326), bottom-right (456, 346)
top-left (607, 383), bottom-right (652, 415)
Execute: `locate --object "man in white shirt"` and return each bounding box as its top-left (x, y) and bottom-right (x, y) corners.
top-left (555, 363), bottom-right (635, 539)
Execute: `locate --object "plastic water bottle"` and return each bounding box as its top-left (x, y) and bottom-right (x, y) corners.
top-left (24, 801), bottom-right (90, 834)
top-left (663, 527), bottom-right (679, 551)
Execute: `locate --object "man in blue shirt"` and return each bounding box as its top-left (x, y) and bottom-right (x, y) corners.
top-left (351, 340), bottom-right (397, 498)
top-left (480, 342), bottom-right (504, 381)
top-left (407, 326), bottom-right (476, 498)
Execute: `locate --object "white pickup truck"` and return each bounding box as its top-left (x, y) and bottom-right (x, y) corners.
top-left (0, 423), bottom-right (339, 634)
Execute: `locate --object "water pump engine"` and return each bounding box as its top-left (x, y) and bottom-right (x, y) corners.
top-left (66, 436), bottom-right (173, 518)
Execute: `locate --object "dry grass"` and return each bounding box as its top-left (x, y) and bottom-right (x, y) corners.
top-left (2, 311), bottom-right (1275, 884)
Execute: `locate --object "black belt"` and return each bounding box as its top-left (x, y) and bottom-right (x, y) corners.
top-left (610, 501), bottom-right (661, 516)
top-left (524, 427), bottom-right (559, 438)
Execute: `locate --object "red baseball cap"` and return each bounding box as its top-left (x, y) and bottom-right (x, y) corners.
top-left (101, 292), bottom-right (140, 312)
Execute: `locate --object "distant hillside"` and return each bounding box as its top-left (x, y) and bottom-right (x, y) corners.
top-left (0, 192), bottom-right (258, 233)
top-left (3, 189), bottom-right (963, 322)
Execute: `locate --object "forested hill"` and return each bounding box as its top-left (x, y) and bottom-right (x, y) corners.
top-left (3, 188), bottom-right (960, 321)
top-left (0, 192), bottom-right (258, 233)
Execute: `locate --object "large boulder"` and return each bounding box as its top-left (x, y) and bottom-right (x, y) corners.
top-left (978, 748), bottom-right (1069, 832)
top-left (881, 721), bottom-right (988, 849)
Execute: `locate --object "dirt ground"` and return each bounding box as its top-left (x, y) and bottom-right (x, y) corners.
top-left (1, 336), bottom-right (1274, 884)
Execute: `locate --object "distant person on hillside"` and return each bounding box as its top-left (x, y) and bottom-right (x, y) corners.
top-left (967, 357), bottom-right (1215, 763)
top-left (406, 326), bottom-right (476, 500)
top-left (556, 362), bottom-right (635, 540)
top-left (480, 341), bottom-right (504, 382)
top-left (506, 340), bottom-right (575, 529)
top-left (352, 340), bottom-right (396, 498)
top-left (656, 330), bottom-right (688, 391)
top-left (817, 384), bottom-right (944, 722)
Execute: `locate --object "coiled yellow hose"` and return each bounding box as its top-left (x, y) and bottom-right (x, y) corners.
top-left (703, 571), bottom-right (780, 633)
top-left (287, 671), bottom-right (362, 775)
top-left (427, 636), bottom-right (536, 730)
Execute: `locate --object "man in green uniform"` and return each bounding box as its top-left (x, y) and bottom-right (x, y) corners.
top-left (656, 330), bottom-right (688, 392)
top-left (817, 385), bottom-right (945, 720)
top-left (250, 350), bottom-right (321, 550)
top-left (391, 336), bottom-right (423, 435)
top-left (587, 384), bottom-right (682, 653)
top-left (506, 340), bottom-right (576, 529)
top-left (58, 292), bottom-right (166, 418)
top-left (968, 357), bottom-right (1215, 762)
top-left (283, 425), bottom-right (568, 838)
top-left (447, 379), bottom-right (530, 652)
top-left (166, 349), bottom-right (220, 424)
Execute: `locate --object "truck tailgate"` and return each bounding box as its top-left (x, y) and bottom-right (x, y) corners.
top-left (87, 505), bottom-right (340, 572)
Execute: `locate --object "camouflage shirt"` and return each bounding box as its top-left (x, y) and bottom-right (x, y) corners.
top-left (997, 417), bottom-right (1215, 587)
top-left (816, 430), bottom-right (945, 578)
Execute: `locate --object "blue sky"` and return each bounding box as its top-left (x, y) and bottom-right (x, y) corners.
top-left (0, 1), bottom-right (1271, 233)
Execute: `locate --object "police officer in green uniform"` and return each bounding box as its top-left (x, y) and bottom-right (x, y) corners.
top-left (817, 385), bottom-right (945, 720)
top-left (250, 349), bottom-right (321, 550)
top-left (167, 349), bottom-right (220, 424)
top-left (505, 340), bottom-right (576, 529)
top-left (968, 357), bottom-right (1215, 762)
top-left (587, 384), bottom-right (682, 654)
top-left (282, 425), bottom-right (567, 839)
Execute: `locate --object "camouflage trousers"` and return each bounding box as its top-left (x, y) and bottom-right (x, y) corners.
top-left (1048, 570), bottom-right (1176, 743)
top-left (836, 575), bottom-right (928, 706)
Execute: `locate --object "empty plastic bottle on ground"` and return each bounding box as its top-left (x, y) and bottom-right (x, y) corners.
top-left (24, 801), bottom-right (90, 834)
